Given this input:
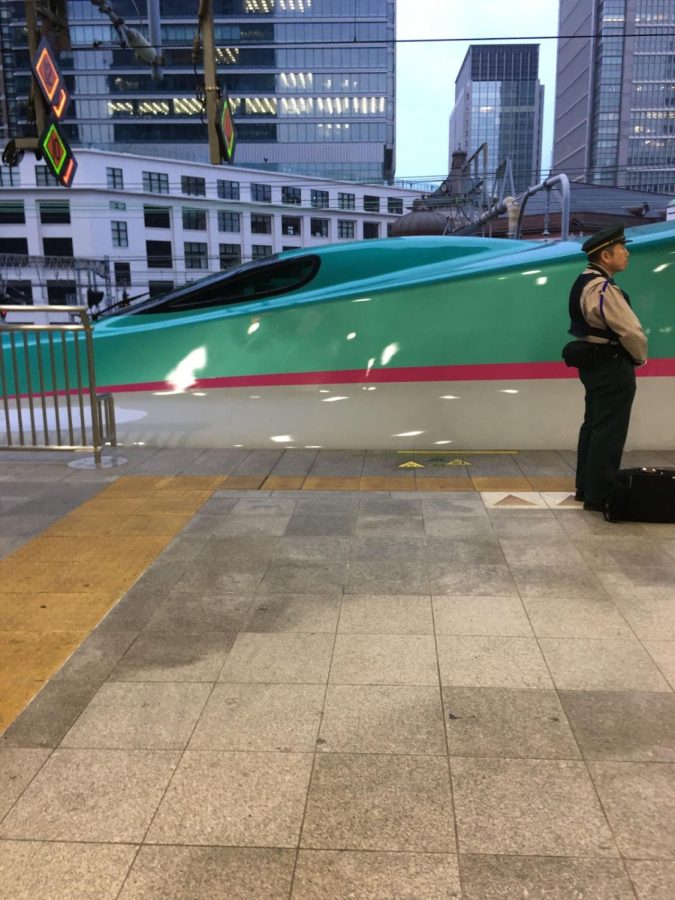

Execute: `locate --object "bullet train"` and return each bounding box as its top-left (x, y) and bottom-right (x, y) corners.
top-left (5, 221), bottom-right (675, 450)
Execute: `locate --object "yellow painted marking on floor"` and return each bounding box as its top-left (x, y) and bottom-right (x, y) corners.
top-left (446, 459), bottom-right (471, 466)
top-left (99, 476), bottom-right (173, 495)
top-left (398, 461), bottom-right (425, 468)
top-left (0, 475), bottom-right (219, 734)
top-left (0, 682), bottom-right (44, 732)
top-left (262, 476), bottom-right (306, 491)
top-left (413, 477), bottom-right (474, 491)
top-left (223, 475), bottom-right (267, 490)
top-left (302, 477), bottom-right (362, 491)
top-left (359, 477), bottom-right (415, 491)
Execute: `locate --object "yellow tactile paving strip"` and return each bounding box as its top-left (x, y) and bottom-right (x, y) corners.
top-left (0, 475), bottom-right (225, 733)
top-left (0, 471), bottom-right (575, 732)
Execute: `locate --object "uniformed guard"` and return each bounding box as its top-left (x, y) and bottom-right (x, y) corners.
top-left (568, 224), bottom-right (648, 513)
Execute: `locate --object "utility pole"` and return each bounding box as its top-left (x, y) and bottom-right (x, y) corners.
top-left (24, 1), bottom-right (46, 145)
top-left (198, 0), bottom-right (222, 165)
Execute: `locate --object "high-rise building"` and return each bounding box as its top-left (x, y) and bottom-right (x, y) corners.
top-left (448, 44), bottom-right (544, 194)
top-left (3, 0), bottom-right (395, 182)
top-left (553, 0), bottom-right (675, 193)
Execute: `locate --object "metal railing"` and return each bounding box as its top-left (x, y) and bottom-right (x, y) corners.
top-left (515, 173), bottom-right (571, 241)
top-left (0, 305), bottom-right (116, 464)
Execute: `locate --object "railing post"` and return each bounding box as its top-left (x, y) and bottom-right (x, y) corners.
top-left (0, 304), bottom-right (116, 463)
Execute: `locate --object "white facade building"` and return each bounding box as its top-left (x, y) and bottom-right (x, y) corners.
top-left (0, 149), bottom-right (419, 312)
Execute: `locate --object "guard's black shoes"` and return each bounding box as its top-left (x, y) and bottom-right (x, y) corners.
top-left (583, 502), bottom-right (605, 512)
top-left (574, 491), bottom-right (584, 501)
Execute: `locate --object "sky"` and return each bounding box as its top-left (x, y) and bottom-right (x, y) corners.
top-left (395, 0), bottom-right (560, 182)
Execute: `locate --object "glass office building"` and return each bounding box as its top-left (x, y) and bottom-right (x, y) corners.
top-left (448, 44), bottom-right (544, 194)
top-left (3, 0), bottom-right (395, 182)
top-left (553, 0), bottom-right (675, 193)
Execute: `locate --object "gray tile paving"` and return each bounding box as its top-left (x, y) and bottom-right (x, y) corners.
top-left (146, 750), bottom-right (313, 847)
top-left (442, 687), bottom-right (580, 759)
top-left (1, 448), bottom-right (674, 898)
top-left (293, 850), bottom-right (460, 899)
top-left (589, 761), bottom-right (675, 858)
top-left (319, 684), bottom-right (446, 755)
top-left (0, 841), bottom-right (136, 900)
top-left (0, 749), bottom-right (50, 819)
top-left (300, 753), bottom-right (454, 852)
top-left (451, 757), bottom-right (619, 857)
top-left (626, 860), bottom-right (675, 900)
top-left (459, 855), bottom-right (635, 899)
top-left (0, 748), bottom-right (179, 843)
top-left (119, 846), bottom-right (296, 900)
top-left (559, 691), bottom-right (675, 761)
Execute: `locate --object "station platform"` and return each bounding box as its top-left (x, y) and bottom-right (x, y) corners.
top-left (1, 446), bottom-right (674, 899)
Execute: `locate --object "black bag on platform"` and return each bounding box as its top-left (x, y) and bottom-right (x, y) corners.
top-left (605, 468), bottom-right (675, 523)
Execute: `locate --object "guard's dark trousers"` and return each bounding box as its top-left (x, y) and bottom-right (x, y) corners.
top-left (576, 356), bottom-right (636, 505)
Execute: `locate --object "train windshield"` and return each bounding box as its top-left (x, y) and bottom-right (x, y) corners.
top-left (124, 254), bottom-right (320, 315)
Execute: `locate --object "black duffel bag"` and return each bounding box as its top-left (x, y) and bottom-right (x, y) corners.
top-left (605, 468), bottom-right (675, 523)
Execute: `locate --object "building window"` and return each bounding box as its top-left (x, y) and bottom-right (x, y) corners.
top-left (311, 218), bottom-right (329, 238)
top-left (47, 280), bottom-right (77, 304)
top-left (218, 211), bottom-right (240, 232)
top-left (252, 244), bottom-right (273, 259)
top-left (111, 221), bottom-right (128, 247)
top-left (43, 237), bottom-right (73, 257)
top-left (39, 201), bottom-right (70, 224)
top-left (143, 170), bottom-right (170, 193)
top-left (0, 201), bottom-right (25, 224)
top-left (148, 280), bottom-right (174, 297)
top-left (181, 175), bottom-right (206, 196)
top-left (114, 261), bottom-right (132, 287)
top-left (337, 220), bottom-right (355, 239)
top-left (144, 205), bottom-right (171, 228)
top-left (35, 165), bottom-right (58, 187)
top-left (282, 186), bottom-right (301, 204)
top-left (387, 223), bottom-right (394, 237)
top-left (282, 216), bottom-right (301, 236)
top-left (1, 280), bottom-right (32, 304)
top-left (217, 179), bottom-right (240, 200)
top-left (311, 189), bottom-right (329, 208)
top-left (0, 166), bottom-right (20, 187)
top-left (1, 238), bottom-right (29, 255)
top-left (251, 182), bottom-right (272, 202)
top-left (388, 197), bottom-right (403, 214)
top-left (110, 200), bottom-right (126, 211)
top-left (146, 240), bottom-right (173, 268)
top-left (182, 207), bottom-right (207, 230)
top-left (106, 167), bottom-right (124, 190)
top-left (364, 195), bottom-right (380, 212)
top-left (184, 241), bottom-right (209, 269)
top-left (338, 192), bottom-right (355, 210)
top-left (363, 221), bottom-right (380, 240)
top-left (251, 213), bottom-right (272, 234)
top-left (219, 243), bottom-right (242, 268)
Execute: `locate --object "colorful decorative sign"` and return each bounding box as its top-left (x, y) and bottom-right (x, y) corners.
top-left (39, 122), bottom-right (77, 187)
top-left (216, 94), bottom-right (237, 163)
top-left (31, 37), bottom-right (70, 121)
